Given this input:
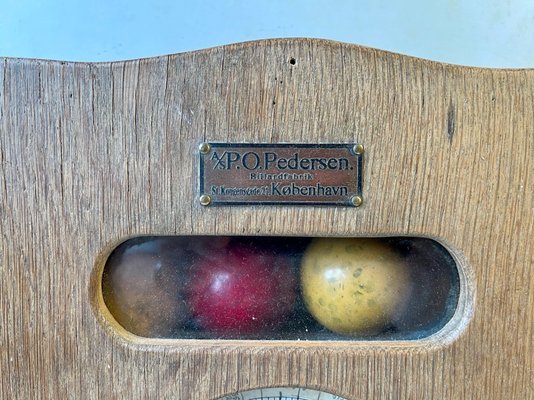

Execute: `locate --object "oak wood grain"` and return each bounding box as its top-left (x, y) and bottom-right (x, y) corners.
top-left (1, 39), bottom-right (533, 399)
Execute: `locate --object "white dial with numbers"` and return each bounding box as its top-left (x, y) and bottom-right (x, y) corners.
top-left (216, 387), bottom-right (347, 400)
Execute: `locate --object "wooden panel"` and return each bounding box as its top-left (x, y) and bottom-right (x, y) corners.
top-left (1, 39), bottom-right (533, 399)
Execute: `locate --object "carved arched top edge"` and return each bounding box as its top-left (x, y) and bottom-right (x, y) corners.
top-left (2, 37), bottom-right (533, 74)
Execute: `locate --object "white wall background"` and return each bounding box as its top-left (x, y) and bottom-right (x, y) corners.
top-left (1, 0), bottom-right (534, 67)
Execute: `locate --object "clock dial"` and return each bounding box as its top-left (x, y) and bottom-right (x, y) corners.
top-left (216, 387), bottom-right (347, 400)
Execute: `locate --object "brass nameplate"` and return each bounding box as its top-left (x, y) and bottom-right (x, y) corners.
top-left (198, 143), bottom-right (363, 206)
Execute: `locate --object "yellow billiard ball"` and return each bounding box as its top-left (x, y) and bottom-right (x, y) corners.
top-left (300, 238), bottom-right (412, 335)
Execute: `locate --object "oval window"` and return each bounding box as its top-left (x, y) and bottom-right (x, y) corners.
top-left (100, 236), bottom-right (462, 340)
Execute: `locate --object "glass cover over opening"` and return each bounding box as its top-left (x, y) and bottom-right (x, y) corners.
top-left (101, 236), bottom-right (460, 340)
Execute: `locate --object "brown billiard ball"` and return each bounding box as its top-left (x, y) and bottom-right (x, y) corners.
top-left (102, 239), bottom-right (188, 338)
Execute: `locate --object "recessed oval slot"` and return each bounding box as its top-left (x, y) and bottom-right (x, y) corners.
top-left (99, 236), bottom-right (465, 341)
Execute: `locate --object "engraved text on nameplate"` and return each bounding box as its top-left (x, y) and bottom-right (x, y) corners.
top-left (199, 143), bottom-right (363, 206)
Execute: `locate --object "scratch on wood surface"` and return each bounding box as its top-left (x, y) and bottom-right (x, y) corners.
top-left (447, 99), bottom-right (456, 142)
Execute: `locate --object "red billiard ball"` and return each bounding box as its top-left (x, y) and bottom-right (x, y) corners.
top-left (187, 242), bottom-right (296, 336)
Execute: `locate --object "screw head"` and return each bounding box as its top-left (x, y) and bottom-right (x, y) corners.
top-left (353, 144), bottom-right (364, 155)
top-left (199, 142), bottom-right (211, 154)
top-left (351, 195), bottom-right (363, 207)
top-left (199, 194), bottom-right (212, 206)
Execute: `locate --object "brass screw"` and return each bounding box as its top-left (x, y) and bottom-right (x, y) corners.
top-left (351, 195), bottom-right (363, 207)
top-left (353, 144), bottom-right (364, 155)
top-left (199, 142), bottom-right (211, 154)
top-left (199, 194), bottom-right (212, 206)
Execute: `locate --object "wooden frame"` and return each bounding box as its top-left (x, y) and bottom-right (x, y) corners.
top-left (1, 39), bottom-right (533, 399)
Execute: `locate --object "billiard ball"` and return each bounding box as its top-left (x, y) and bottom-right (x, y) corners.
top-left (300, 238), bottom-right (412, 336)
top-left (187, 242), bottom-right (297, 336)
top-left (102, 239), bottom-right (188, 338)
